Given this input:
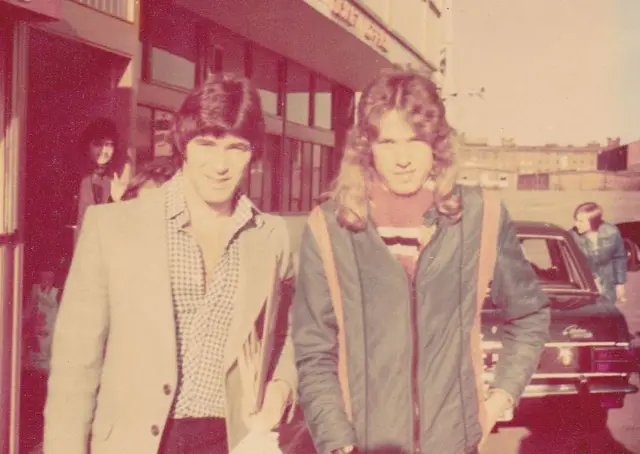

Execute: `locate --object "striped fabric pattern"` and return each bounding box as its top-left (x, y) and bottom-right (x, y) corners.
top-left (377, 226), bottom-right (423, 259)
top-left (369, 182), bottom-right (436, 277)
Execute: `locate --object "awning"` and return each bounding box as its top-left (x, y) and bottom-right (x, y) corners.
top-left (173, 0), bottom-right (397, 90)
top-left (1, 0), bottom-right (62, 21)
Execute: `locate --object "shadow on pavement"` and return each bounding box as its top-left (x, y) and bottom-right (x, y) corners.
top-left (518, 427), bottom-right (634, 454)
top-left (516, 401), bottom-right (636, 454)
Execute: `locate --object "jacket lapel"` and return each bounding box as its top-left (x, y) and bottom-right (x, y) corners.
top-left (223, 220), bottom-right (277, 372)
top-left (133, 188), bottom-right (178, 379)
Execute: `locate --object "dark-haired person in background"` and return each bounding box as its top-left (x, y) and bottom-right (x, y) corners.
top-left (44, 73), bottom-right (297, 454)
top-left (75, 117), bottom-right (132, 240)
top-left (569, 202), bottom-right (627, 304)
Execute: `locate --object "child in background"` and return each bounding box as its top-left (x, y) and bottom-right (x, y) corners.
top-left (22, 268), bottom-right (60, 454)
top-left (25, 269), bottom-right (60, 372)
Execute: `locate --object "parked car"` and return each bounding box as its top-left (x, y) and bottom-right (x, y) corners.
top-left (616, 221), bottom-right (640, 272)
top-left (482, 221), bottom-right (638, 428)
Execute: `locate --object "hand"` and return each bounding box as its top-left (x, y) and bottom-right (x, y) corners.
top-left (478, 390), bottom-right (513, 451)
top-left (231, 430), bottom-right (281, 454)
top-left (245, 380), bottom-right (290, 433)
top-left (110, 164), bottom-right (131, 202)
top-left (616, 285), bottom-right (627, 304)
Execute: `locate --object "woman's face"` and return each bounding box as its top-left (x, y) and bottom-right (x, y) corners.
top-left (90, 138), bottom-right (115, 166)
top-left (575, 212), bottom-right (592, 234)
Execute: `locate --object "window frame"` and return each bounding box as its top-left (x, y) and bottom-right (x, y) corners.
top-left (518, 234), bottom-right (586, 291)
top-left (140, 0), bottom-right (200, 92)
top-left (135, 104), bottom-right (176, 164)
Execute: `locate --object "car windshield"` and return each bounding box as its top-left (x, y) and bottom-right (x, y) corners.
top-left (483, 235), bottom-right (586, 308)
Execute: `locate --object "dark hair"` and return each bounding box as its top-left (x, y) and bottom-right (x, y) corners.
top-left (120, 156), bottom-right (180, 201)
top-left (172, 72), bottom-right (265, 162)
top-left (78, 117), bottom-right (126, 175)
top-left (574, 202), bottom-right (604, 231)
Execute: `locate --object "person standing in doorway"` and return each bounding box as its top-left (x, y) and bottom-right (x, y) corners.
top-left (292, 67), bottom-right (550, 454)
top-left (75, 117), bottom-right (132, 239)
top-left (44, 73), bottom-right (297, 454)
top-left (569, 202), bottom-right (627, 304)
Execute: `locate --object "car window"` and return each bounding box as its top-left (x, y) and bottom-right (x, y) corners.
top-left (519, 237), bottom-right (573, 285)
top-left (483, 235), bottom-right (584, 309)
top-left (520, 238), bottom-right (552, 270)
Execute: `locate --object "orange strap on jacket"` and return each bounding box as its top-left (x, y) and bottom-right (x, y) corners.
top-left (307, 207), bottom-right (353, 422)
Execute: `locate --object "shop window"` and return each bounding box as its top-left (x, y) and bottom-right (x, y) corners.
top-left (247, 158), bottom-right (264, 207)
top-left (281, 138), bottom-right (298, 212)
top-left (252, 45), bottom-right (281, 116)
top-left (136, 105), bottom-right (176, 165)
top-left (281, 139), bottom-right (332, 213)
top-left (286, 61), bottom-right (311, 125)
top-left (312, 144), bottom-right (332, 200)
top-left (153, 110), bottom-right (175, 158)
top-left (261, 134), bottom-right (279, 211)
top-left (145, 1), bottom-right (198, 90)
top-left (314, 74), bottom-right (333, 130)
top-left (135, 105), bottom-right (153, 163)
top-left (239, 134), bottom-right (279, 211)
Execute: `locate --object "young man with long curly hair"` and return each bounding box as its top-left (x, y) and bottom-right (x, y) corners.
top-left (292, 67), bottom-right (550, 454)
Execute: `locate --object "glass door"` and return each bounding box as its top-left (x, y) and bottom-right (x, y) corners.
top-left (0, 21), bottom-right (27, 454)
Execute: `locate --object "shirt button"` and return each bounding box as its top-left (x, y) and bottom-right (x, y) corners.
top-left (163, 384), bottom-right (172, 395)
top-left (151, 425), bottom-right (160, 436)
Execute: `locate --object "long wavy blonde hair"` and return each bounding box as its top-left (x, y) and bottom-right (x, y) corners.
top-left (327, 66), bottom-right (462, 231)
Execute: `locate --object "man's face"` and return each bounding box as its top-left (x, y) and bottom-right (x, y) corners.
top-left (90, 138), bottom-right (115, 166)
top-left (371, 110), bottom-right (434, 196)
top-left (574, 213), bottom-right (591, 234)
top-left (182, 134), bottom-right (252, 208)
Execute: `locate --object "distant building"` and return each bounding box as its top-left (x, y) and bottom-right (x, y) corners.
top-left (455, 134), bottom-right (602, 190)
top-left (596, 137), bottom-right (626, 172)
top-left (628, 140), bottom-right (640, 171)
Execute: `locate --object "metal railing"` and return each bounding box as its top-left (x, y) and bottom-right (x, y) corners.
top-left (73, 0), bottom-right (135, 22)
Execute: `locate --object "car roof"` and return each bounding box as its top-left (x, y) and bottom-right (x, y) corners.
top-left (513, 220), bottom-right (570, 238)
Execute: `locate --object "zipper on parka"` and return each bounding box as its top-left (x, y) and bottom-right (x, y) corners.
top-left (409, 282), bottom-right (421, 454)
top-left (409, 224), bottom-right (440, 454)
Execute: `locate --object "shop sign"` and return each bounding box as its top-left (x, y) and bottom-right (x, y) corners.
top-left (2, 0), bottom-right (62, 20)
top-left (330, 0), bottom-right (389, 53)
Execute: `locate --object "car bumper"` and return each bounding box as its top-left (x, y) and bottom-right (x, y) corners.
top-left (520, 381), bottom-right (638, 398)
top-left (484, 370), bottom-right (638, 399)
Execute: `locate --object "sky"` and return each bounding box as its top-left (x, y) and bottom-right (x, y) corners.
top-left (447, 0), bottom-right (640, 146)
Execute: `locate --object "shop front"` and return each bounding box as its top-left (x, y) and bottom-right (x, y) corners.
top-left (0, 2), bottom-right (137, 452)
top-left (0, 3), bottom-right (62, 453)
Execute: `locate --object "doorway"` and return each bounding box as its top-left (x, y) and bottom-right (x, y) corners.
top-left (19, 27), bottom-right (129, 453)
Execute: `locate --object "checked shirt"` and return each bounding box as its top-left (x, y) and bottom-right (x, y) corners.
top-left (165, 172), bottom-right (261, 418)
